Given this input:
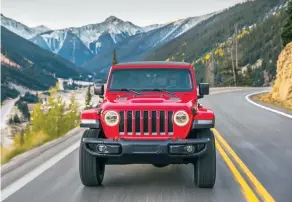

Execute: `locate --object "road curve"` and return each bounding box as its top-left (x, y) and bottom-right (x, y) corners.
top-left (1, 96), bottom-right (20, 148)
top-left (1, 97), bottom-right (20, 128)
top-left (2, 88), bottom-right (292, 202)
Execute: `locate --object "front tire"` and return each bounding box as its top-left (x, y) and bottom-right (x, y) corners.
top-left (79, 129), bottom-right (105, 186)
top-left (194, 129), bottom-right (216, 188)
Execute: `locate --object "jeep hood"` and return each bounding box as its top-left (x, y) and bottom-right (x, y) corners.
top-left (101, 94), bottom-right (196, 111)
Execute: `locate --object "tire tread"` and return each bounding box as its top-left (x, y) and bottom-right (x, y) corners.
top-left (194, 129), bottom-right (216, 188)
top-left (79, 129), bottom-right (104, 186)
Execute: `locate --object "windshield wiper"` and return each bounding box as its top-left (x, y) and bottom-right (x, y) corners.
top-left (119, 88), bottom-right (140, 95)
top-left (141, 89), bottom-right (175, 96)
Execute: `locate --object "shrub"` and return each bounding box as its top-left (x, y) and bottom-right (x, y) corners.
top-left (13, 114), bottom-right (21, 124)
top-left (16, 100), bottom-right (30, 120)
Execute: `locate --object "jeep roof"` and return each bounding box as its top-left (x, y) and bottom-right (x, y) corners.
top-left (114, 61), bottom-right (191, 67)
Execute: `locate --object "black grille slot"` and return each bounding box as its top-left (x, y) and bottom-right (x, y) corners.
top-left (152, 111), bottom-right (157, 133)
top-left (135, 111), bottom-right (140, 133)
top-left (127, 111), bottom-right (132, 133)
top-left (168, 111), bottom-right (173, 133)
top-left (119, 110), bottom-right (174, 135)
top-left (160, 111), bottom-right (165, 133)
top-left (119, 111), bottom-right (124, 133)
top-left (143, 111), bottom-right (148, 133)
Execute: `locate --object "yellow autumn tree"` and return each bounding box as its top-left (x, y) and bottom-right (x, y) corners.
top-left (205, 53), bottom-right (211, 61)
top-left (30, 103), bottom-right (46, 133)
top-left (237, 29), bottom-right (250, 39)
top-left (215, 48), bottom-right (224, 56)
top-left (64, 94), bottom-right (80, 132)
top-left (45, 95), bottom-right (66, 138)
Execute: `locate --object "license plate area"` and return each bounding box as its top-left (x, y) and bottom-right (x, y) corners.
top-left (132, 144), bottom-right (161, 154)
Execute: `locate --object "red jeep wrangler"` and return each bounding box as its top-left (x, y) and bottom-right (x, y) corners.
top-left (79, 61), bottom-right (216, 188)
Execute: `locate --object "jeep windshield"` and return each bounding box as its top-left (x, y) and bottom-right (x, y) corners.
top-left (108, 68), bottom-right (194, 92)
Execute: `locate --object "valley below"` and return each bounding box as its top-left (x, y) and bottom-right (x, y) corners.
top-left (0, 85), bottom-right (99, 149)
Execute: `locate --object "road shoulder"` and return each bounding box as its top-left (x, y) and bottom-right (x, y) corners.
top-left (246, 91), bottom-right (292, 118)
top-left (1, 127), bottom-right (84, 189)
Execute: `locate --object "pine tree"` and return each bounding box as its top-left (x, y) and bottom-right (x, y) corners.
top-left (36, 92), bottom-right (39, 102)
top-left (112, 49), bottom-right (118, 65)
top-left (245, 66), bottom-right (253, 86)
top-left (8, 117), bottom-right (14, 124)
top-left (281, 0), bottom-right (292, 46)
top-left (13, 114), bottom-right (21, 124)
top-left (85, 86), bottom-right (92, 108)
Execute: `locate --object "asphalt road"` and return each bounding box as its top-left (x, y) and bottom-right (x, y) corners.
top-left (0, 97), bottom-right (19, 128)
top-left (0, 96), bottom-right (20, 148)
top-left (2, 87), bottom-right (292, 202)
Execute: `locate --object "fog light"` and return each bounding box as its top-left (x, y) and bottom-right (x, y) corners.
top-left (97, 144), bottom-right (107, 153)
top-left (185, 145), bottom-right (194, 153)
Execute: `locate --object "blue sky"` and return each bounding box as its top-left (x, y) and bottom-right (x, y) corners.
top-left (2, 0), bottom-right (244, 29)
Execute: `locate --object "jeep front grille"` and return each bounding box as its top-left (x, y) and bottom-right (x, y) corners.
top-left (119, 110), bottom-right (174, 135)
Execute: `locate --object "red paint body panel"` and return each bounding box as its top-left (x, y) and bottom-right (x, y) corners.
top-left (81, 108), bottom-right (100, 119)
top-left (194, 105), bottom-right (215, 120)
top-left (81, 63), bottom-right (215, 139)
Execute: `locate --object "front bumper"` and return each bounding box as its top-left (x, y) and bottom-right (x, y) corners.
top-left (82, 137), bottom-right (210, 164)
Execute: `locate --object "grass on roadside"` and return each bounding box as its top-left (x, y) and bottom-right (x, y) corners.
top-left (1, 85), bottom-right (81, 165)
top-left (1, 131), bottom-right (51, 164)
top-left (252, 92), bottom-right (292, 110)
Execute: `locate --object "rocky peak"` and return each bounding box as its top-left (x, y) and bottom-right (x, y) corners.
top-left (104, 16), bottom-right (124, 24)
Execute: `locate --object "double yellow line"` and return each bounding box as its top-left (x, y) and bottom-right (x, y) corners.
top-left (212, 128), bottom-right (275, 202)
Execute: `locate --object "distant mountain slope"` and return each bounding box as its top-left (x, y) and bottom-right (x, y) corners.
top-left (2, 14), bottom-right (217, 69)
top-left (145, 0), bottom-right (287, 86)
top-left (1, 26), bottom-right (83, 96)
top-left (31, 30), bottom-right (94, 66)
top-left (1, 14), bottom-right (38, 39)
top-left (84, 13), bottom-right (215, 72)
top-left (30, 16), bottom-right (143, 66)
top-left (31, 25), bottom-right (52, 34)
top-left (0, 14), bottom-right (50, 38)
top-left (145, 0), bottom-right (285, 62)
top-left (68, 16), bottom-right (144, 54)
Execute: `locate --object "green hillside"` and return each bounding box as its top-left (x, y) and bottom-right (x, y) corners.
top-left (145, 0), bottom-right (287, 86)
top-left (1, 26), bottom-right (84, 101)
top-left (192, 9), bottom-right (287, 87)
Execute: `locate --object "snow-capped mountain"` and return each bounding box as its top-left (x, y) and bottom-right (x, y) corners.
top-left (1, 14), bottom-right (38, 39)
top-left (84, 13), bottom-right (215, 71)
top-left (67, 16), bottom-right (143, 54)
top-left (1, 14), bottom-right (52, 39)
top-left (31, 25), bottom-right (52, 34)
top-left (142, 24), bottom-right (164, 32)
top-left (31, 16), bottom-right (143, 66)
top-left (2, 13), bottom-right (214, 69)
top-left (31, 30), bottom-right (94, 66)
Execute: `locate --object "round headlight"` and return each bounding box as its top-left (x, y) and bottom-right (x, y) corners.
top-left (104, 111), bottom-right (119, 126)
top-left (174, 111), bottom-right (189, 126)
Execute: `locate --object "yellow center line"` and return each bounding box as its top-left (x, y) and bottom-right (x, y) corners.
top-left (213, 128), bottom-right (276, 202)
top-left (215, 140), bottom-right (259, 202)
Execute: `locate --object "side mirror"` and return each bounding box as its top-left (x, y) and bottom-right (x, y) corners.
top-left (198, 83), bottom-right (209, 99)
top-left (94, 83), bottom-right (104, 95)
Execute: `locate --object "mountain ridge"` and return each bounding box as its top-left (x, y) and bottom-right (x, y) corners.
top-left (1, 26), bottom-right (84, 101)
top-left (1, 13), bottom-right (216, 68)
top-left (83, 12), bottom-right (216, 72)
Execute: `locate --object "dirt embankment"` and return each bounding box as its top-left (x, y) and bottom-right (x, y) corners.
top-left (259, 42), bottom-right (292, 110)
